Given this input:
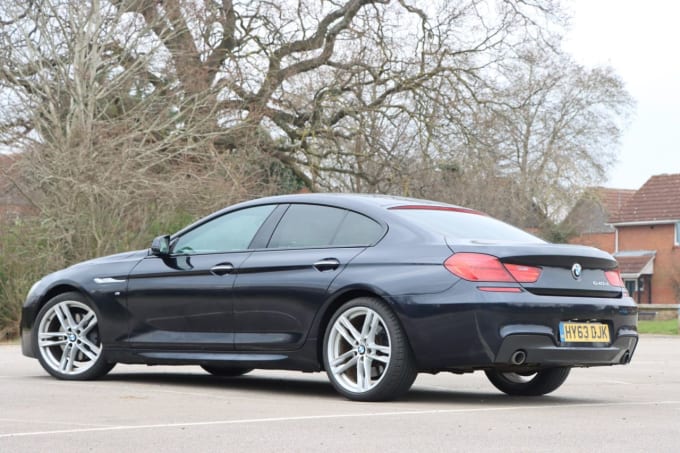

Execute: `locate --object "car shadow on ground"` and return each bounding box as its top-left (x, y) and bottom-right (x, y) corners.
top-left (84, 370), bottom-right (607, 406)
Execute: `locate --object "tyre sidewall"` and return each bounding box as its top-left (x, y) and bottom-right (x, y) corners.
top-left (485, 367), bottom-right (571, 396)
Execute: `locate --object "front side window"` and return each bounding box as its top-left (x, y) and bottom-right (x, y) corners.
top-left (173, 205), bottom-right (275, 254)
top-left (268, 205), bottom-right (382, 249)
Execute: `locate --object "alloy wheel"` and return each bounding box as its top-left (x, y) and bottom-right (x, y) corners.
top-left (326, 306), bottom-right (392, 393)
top-left (37, 300), bottom-right (103, 376)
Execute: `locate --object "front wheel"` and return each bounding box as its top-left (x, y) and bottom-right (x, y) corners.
top-left (323, 297), bottom-right (417, 401)
top-left (33, 292), bottom-right (115, 380)
top-left (485, 367), bottom-right (571, 396)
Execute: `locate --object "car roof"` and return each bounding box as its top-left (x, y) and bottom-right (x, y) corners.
top-left (173, 193), bottom-right (469, 240)
top-left (240, 192), bottom-right (464, 210)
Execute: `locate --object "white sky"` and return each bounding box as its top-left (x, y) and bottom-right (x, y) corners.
top-left (563, 0), bottom-right (680, 189)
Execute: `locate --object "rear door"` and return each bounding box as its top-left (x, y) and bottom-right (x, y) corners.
top-left (232, 204), bottom-right (384, 351)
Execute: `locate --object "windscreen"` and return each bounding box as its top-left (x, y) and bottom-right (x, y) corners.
top-left (391, 207), bottom-right (545, 243)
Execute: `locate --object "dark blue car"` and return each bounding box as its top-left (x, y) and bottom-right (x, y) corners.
top-left (21, 194), bottom-right (638, 401)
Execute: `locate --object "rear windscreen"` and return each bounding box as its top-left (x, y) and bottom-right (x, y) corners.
top-left (391, 208), bottom-right (545, 243)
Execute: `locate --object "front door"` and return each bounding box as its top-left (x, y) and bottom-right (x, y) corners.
top-left (125, 204), bottom-right (277, 350)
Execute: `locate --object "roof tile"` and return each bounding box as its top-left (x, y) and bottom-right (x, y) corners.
top-left (610, 173), bottom-right (680, 223)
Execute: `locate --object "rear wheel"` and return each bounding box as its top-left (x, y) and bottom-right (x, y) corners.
top-left (200, 365), bottom-right (253, 377)
top-left (323, 297), bottom-right (417, 401)
top-left (33, 292), bottom-right (115, 380)
top-left (485, 367), bottom-right (570, 396)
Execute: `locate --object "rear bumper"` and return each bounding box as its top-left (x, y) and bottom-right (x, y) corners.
top-left (494, 332), bottom-right (637, 367)
top-left (392, 290), bottom-right (638, 372)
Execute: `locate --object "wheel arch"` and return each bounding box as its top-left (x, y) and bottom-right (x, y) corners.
top-left (39, 284), bottom-right (87, 314)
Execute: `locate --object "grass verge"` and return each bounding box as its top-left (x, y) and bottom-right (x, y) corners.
top-left (638, 319), bottom-right (678, 335)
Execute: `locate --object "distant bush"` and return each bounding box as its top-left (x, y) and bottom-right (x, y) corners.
top-left (0, 219), bottom-right (61, 339)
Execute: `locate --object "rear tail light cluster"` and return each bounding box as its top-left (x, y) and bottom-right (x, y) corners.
top-left (444, 253), bottom-right (541, 284)
top-left (604, 269), bottom-right (624, 287)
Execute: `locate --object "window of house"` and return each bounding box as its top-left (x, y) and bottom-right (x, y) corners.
top-left (624, 279), bottom-right (637, 295)
top-left (676, 222), bottom-right (680, 245)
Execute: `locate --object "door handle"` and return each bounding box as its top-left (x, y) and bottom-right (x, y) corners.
top-left (313, 258), bottom-right (340, 272)
top-left (210, 263), bottom-right (234, 276)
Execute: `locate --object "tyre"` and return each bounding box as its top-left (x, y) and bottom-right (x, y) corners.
top-left (201, 365), bottom-right (253, 377)
top-left (485, 367), bottom-right (571, 396)
top-left (33, 292), bottom-right (115, 380)
top-left (323, 297), bottom-right (417, 401)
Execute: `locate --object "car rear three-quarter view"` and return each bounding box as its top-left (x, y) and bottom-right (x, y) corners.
top-left (20, 194), bottom-right (638, 401)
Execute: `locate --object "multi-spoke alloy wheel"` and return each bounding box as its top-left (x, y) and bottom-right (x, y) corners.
top-left (34, 292), bottom-right (114, 380)
top-left (323, 297), bottom-right (416, 401)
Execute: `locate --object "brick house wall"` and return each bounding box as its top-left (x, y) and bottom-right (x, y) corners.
top-left (568, 232), bottom-right (615, 254)
top-left (617, 223), bottom-right (680, 304)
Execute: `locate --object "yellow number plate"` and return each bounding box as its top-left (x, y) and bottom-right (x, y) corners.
top-left (559, 322), bottom-right (610, 343)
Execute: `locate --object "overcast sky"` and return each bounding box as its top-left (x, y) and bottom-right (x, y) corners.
top-left (563, 0), bottom-right (680, 190)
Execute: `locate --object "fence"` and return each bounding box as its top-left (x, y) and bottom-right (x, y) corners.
top-left (637, 304), bottom-right (679, 321)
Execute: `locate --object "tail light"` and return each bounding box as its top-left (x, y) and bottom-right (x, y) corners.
top-left (605, 269), bottom-right (624, 287)
top-left (504, 263), bottom-right (542, 283)
top-left (444, 253), bottom-right (541, 283)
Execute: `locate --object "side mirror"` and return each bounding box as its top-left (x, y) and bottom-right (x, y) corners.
top-left (150, 235), bottom-right (171, 256)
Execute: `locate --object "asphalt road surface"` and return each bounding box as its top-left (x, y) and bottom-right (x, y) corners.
top-left (1, 336), bottom-right (678, 452)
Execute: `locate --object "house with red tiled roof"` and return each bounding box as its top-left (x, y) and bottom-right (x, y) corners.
top-left (608, 173), bottom-right (680, 305)
top-left (564, 187), bottom-right (636, 253)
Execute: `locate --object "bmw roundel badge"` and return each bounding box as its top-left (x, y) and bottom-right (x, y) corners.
top-left (571, 263), bottom-right (582, 279)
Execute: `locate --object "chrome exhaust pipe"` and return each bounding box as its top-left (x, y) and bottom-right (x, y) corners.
top-left (620, 350), bottom-right (631, 364)
top-left (510, 350), bottom-right (527, 365)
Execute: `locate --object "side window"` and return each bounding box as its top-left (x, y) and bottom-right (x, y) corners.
top-left (173, 205), bottom-right (275, 254)
top-left (332, 211), bottom-right (384, 246)
top-left (268, 205), bottom-right (345, 248)
top-left (268, 205), bottom-right (383, 249)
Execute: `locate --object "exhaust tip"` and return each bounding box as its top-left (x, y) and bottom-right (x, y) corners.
top-left (620, 350), bottom-right (631, 364)
top-left (510, 350), bottom-right (527, 365)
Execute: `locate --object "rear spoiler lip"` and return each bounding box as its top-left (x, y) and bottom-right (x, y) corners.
top-left (445, 238), bottom-right (619, 270)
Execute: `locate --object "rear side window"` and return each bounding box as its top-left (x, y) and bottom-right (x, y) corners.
top-left (391, 208), bottom-right (544, 243)
top-left (332, 211), bottom-right (383, 246)
top-left (268, 205), bottom-right (382, 248)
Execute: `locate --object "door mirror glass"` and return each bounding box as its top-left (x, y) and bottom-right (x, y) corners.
top-left (150, 235), bottom-right (171, 256)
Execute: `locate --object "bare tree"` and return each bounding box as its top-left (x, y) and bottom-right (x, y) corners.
top-left (0, 1), bottom-right (635, 335)
top-left (1, 0), bottom-right (285, 258)
top-left (2, 0), bottom-right (566, 187)
top-left (408, 47), bottom-right (634, 230)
